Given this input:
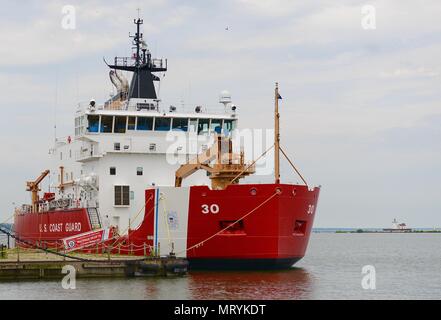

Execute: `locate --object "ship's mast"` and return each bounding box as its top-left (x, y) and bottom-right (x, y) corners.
top-left (131, 18), bottom-right (143, 98)
top-left (274, 82), bottom-right (280, 184)
top-left (133, 18), bottom-right (142, 68)
top-left (105, 17), bottom-right (167, 101)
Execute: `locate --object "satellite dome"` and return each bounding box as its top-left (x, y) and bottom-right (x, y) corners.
top-left (219, 90), bottom-right (232, 106)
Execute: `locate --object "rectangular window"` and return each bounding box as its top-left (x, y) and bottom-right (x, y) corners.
top-left (110, 167), bottom-right (116, 175)
top-left (223, 120), bottom-right (236, 133)
top-left (100, 116), bottom-right (113, 133)
top-left (114, 142), bottom-right (120, 151)
top-left (88, 115), bottom-right (100, 133)
top-left (114, 116), bottom-right (127, 133)
top-left (149, 143), bottom-right (156, 151)
top-left (128, 117), bottom-right (136, 130)
top-left (114, 185), bottom-right (130, 206)
top-left (198, 118), bottom-right (210, 135)
top-left (137, 117), bottom-right (153, 131)
top-left (136, 167), bottom-right (143, 176)
top-left (154, 117), bottom-right (171, 131)
top-left (172, 118), bottom-right (189, 131)
top-left (189, 119), bottom-right (198, 132)
top-left (210, 119), bottom-right (222, 134)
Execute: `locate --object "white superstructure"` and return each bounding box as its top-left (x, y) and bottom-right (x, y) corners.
top-left (48, 18), bottom-right (238, 233)
top-left (51, 99), bottom-right (237, 232)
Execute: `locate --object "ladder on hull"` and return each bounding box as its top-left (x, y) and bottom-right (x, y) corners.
top-left (87, 208), bottom-right (102, 230)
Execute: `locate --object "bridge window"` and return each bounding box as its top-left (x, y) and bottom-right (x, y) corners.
top-left (128, 117), bottom-right (136, 130)
top-left (100, 116), bottom-right (113, 133)
top-left (210, 119), bottom-right (222, 134)
top-left (114, 185), bottom-right (130, 206)
top-left (198, 118), bottom-right (209, 135)
top-left (136, 167), bottom-right (143, 176)
top-left (88, 115), bottom-right (100, 133)
top-left (172, 118), bottom-right (189, 131)
top-left (189, 119), bottom-right (198, 132)
top-left (137, 117), bottom-right (153, 130)
top-left (114, 116), bottom-right (127, 133)
top-left (223, 120), bottom-right (236, 133)
top-left (110, 167), bottom-right (116, 175)
top-left (75, 115), bottom-right (86, 136)
top-left (154, 117), bottom-right (171, 131)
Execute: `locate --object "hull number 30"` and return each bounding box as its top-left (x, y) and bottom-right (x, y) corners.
top-left (202, 204), bottom-right (220, 214)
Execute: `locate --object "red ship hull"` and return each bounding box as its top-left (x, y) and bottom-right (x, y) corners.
top-left (127, 183), bottom-right (320, 269)
top-left (14, 208), bottom-right (93, 248)
top-left (13, 183), bottom-right (320, 269)
top-left (190, 184), bottom-right (319, 269)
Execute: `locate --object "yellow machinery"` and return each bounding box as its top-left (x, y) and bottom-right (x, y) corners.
top-left (175, 135), bottom-right (255, 190)
top-left (26, 170), bottom-right (50, 213)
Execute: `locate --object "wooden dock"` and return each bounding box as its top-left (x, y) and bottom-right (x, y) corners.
top-left (0, 249), bottom-right (188, 280)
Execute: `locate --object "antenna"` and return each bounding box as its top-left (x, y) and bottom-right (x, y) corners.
top-left (274, 82), bottom-right (280, 184)
top-left (54, 71), bottom-right (59, 145)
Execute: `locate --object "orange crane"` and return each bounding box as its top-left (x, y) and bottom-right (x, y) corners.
top-left (175, 135), bottom-right (255, 190)
top-left (58, 166), bottom-right (75, 193)
top-left (26, 170), bottom-right (50, 213)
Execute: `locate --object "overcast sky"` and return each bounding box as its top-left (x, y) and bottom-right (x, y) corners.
top-left (0, 0), bottom-right (440, 228)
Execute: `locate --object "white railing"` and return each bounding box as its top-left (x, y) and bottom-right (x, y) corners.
top-left (75, 147), bottom-right (101, 161)
top-left (76, 100), bottom-right (236, 117)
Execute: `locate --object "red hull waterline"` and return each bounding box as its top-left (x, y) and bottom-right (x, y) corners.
top-left (14, 183), bottom-right (320, 269)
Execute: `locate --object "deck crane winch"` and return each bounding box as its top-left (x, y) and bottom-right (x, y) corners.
top-left (175, 135), bottom-right (255, 190)
top-left (26, 170), bottom-right (50, 213)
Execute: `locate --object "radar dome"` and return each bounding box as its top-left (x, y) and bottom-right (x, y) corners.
top-left (219, 90), bottom-right (232, 107)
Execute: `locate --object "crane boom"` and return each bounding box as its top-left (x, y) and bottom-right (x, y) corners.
top-left (26, 170), bottom-right (50, 213)
top-left (175, 135), bottom-right (255, 190)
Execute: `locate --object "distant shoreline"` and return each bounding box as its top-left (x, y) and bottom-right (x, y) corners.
top-left (313, 228), bottom-right (441, 234)
top-left (334, 230), bottom-right (441, 234)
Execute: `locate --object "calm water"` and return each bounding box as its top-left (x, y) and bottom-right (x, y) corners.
top-left (1, 233), bottom-right (440, 299)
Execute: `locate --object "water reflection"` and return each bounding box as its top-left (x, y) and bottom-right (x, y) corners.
top-left (187, 268), bottom-right (314, 300)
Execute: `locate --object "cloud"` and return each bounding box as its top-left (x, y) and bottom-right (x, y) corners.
top-left (0, 0), bottom-right (195, 67)
top-left (380, 67), bottom-right (439, 78)
top-left (235, 0), bottom-right (319, 18)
